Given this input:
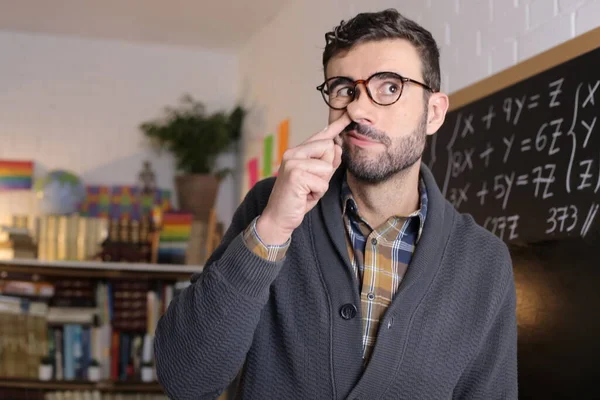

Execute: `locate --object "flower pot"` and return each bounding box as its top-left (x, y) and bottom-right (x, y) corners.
top-left (175, 174), bottom-right (220, 221)
top-left (141, 366), bottom-right (154, 382)
top-left (88, 365), bottom-right (101, 382)
top-left (39, 364), bottom-right (53, 381)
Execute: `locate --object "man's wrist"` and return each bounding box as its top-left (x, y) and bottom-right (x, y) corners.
top-left (255, 213), bottom-right (292, 246)
top-left (242, 216), bottom-right (290, 262)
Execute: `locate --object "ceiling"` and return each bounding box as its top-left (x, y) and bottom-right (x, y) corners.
top-left (0, 0), bottom-right (291, 50)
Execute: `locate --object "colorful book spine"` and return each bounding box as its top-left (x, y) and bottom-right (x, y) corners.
top-left (159, 212), bottom-right (193, 242)
top-left (157, 212), bottom-right (193, 264)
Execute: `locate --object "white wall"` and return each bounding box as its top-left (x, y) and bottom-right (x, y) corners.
top-left (238, 0), bottom-right (600, 197)
top-left (0, 30), bottom-right (239, 226)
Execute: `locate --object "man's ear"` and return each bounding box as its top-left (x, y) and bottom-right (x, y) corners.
top-left (426, 92), bottom-right (450, 135)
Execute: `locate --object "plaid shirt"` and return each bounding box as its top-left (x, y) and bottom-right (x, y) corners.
top-left (242, 216), bottom-right (290, 261)
top-left (341, 174), bottom-right (427, 363)
top-left (242, 174), bottom-right (428, 363)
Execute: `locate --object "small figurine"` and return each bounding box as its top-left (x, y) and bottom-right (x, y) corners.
top-left (138, 161), bottom-right (156, 195)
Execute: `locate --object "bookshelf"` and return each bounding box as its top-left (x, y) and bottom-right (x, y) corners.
top-left (0, 378), bottom-right (163, 392)
top-left (0, 259), bottom-right (204, 399)
top-left (0, 259), bottom-right (203, 280)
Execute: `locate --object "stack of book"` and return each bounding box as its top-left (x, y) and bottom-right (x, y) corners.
top-left (0, 273), bottom-right (187, 384)
top-left (0, 225), bottom-right (37, 260)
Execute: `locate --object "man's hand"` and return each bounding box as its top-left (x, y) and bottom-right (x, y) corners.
top-left (256, 113), bottom-right (351, 245)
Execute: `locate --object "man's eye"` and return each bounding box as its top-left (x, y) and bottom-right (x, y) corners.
top-left (380, 82), bottom-right (399, 95)
top-left (336, 87), bottom-right (354, 97)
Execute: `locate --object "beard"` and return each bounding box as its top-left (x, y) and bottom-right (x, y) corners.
top-left (341, 110), bottom-right (428, 184)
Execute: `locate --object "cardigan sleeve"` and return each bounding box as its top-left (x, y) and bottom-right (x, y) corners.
top-left (153, 178), bottom-right (284, 400)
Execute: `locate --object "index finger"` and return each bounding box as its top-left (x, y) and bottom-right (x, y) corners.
top-left (306, 113), bottom-right (351, 143)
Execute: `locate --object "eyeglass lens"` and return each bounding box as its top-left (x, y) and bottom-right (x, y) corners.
top-left (323, 73), bottom-right (404, 108)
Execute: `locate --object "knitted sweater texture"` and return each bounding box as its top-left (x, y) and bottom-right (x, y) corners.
top-left (154, 164), bottom-right (518, 400)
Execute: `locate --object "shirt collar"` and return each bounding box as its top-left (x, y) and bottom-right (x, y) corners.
top-left (341, 171), bottom-right (428, 237)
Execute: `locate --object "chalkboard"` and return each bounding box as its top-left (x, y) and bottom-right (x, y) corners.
top-left (424, 28), bottom-right (600, 244)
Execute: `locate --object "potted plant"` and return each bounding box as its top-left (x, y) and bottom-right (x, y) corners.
top-left (140, 94), bottom-right (245, 220)
top-left (87, 359), bottom-right (101, 382)
top-left (39, 355), bottom-right (53, 381)
top-left (141, 360), bottom-right (154, 382)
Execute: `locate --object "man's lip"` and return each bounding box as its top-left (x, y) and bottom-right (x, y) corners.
top-left (346, 130), bottom-right (377, 143)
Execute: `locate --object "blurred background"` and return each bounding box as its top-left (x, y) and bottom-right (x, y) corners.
top-left (0, 1), bottom-right (598, 399)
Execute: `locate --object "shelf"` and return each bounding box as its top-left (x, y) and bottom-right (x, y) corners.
top-left (0, 378), bottom-right (164, 392)
top-left (0, 259), bottom-right (203, 280)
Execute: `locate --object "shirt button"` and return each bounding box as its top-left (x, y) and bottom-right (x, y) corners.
top-left (371, 238), bottom-right (378, 245)
top-left (339, 303), bottom-right (357, 320)
top-left (367, 292), bottom-right (375, 300)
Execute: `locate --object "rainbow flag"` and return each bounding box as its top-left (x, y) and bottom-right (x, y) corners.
top-left (0, 160), bottom-right (33, 191)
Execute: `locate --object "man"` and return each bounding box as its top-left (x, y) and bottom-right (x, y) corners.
top-left (154, 9), bottom-right (518, 400)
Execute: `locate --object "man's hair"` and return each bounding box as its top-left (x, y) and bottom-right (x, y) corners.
top-left (322, 9), bottom-right (441, 92)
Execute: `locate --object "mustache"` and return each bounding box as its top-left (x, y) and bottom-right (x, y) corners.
top-left (342, 122), bottom-right (391, 146)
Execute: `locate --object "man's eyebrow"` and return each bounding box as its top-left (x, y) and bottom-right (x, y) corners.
top-left (328, 70), bottom-right (409, 81)
top-left (373, 70), bottom-right (404, 76)
top-left (327, 75), bottom-right (354, 81)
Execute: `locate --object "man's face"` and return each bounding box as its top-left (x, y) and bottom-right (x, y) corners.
top-left (325, 39), bottom-right (436, 184)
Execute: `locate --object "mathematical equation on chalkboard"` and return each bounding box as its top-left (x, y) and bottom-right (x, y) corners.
top-left (424, 48), bottom-right (599, 243)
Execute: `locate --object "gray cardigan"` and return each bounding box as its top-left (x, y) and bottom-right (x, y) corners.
top-left (154, 164), bottom-right (518, 400)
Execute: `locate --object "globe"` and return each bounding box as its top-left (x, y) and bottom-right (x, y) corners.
top-left (34, 169), bottom-right (87, 215)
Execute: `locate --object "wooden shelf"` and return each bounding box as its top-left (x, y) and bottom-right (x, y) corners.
top-left (0, 259), bottom-right (203, 280)
top-left (0, 378), bottom-right (164, 392)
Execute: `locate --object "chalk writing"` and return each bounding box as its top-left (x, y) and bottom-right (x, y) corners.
top-left (424, 49), bottom-right (600, 243)
top-left (449, 183), bottom-right (471, 209)
top-left (548, 78), bottom-right (564, 108)
top-left (582, 80), bottom-right (599, 108)
top-left (566, 83), bottom-right (583, 194)
top-left (532, 164), bottom-right (556, 199)
top-left (479, 142), bottom-right (494, 167)
top-left (493, 172), bottom-right (515, 210)
top-left (528, 94), bottom-right (540, 109)
top-left (484, 215), bottom-right (520, 241)
top-left (546, 205), bottom-right (578, 234)
top-left (461, 114), bottom-right (475, 137)
top-left (477, 181), bottom-right (489, 206)
top-left (577, 160), bottom-right (594, 191)
top-left (580, 203), bottom-right (599, 238)
top-left (582, 117), bottom-right (596, 148)
top-left (482, 106), bottom-right (496, 129)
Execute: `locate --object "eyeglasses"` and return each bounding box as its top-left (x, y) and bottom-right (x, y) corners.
top-left (316, 71), bottom-right (434, 110)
